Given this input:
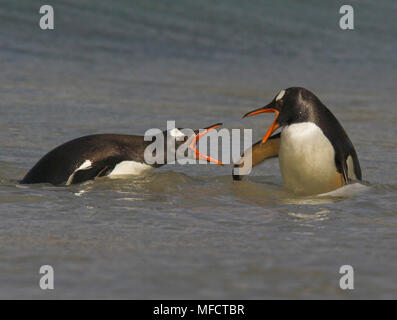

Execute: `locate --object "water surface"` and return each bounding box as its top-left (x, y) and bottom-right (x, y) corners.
top-left (0, 0), bottom-right (396, 299)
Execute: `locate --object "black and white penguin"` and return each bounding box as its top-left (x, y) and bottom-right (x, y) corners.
top-left (233, 87), bottom-right (362, 195)
top-left (21, 123), bottom-right (222, 185)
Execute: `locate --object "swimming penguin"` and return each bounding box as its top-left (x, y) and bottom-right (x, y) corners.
top-left (233, 87), bottom-right (361, 195)
top-left (21, 123), bottom-right (222, 185)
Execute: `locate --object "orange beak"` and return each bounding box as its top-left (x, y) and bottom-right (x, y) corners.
top-left (189, 123), bottom-right (224, 165)
top-left (243, 107), bottom-right (280, 144)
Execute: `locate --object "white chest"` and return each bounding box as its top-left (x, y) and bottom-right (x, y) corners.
top-left (108, 161), bottom-right (153, 176)
top-left (279, 122), bottom-right (342, 194)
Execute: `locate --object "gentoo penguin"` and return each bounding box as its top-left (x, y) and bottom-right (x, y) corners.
top-left (21, 123), bottom-right (222, 185)
top-left (233, 87), bottom-right (361, 195)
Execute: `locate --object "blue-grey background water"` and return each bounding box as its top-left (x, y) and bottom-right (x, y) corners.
top-left (0, 0), bottom-right (396, 299)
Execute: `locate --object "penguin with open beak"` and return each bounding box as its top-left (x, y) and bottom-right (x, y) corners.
top-left (234, 87), bottom-right (362, 195)
top-left (21, 123), bottom-right (222, 185)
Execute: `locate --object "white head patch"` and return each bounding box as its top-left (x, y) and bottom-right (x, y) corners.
top-left (169, 128), bottom-right (185, 138)
top-left (276, 90), bottom-right (285, 101)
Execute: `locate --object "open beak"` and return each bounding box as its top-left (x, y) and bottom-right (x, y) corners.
top-left (189, 123), bottom-right (224, 165)
top-left (243, 104), bottom-right (280, 144)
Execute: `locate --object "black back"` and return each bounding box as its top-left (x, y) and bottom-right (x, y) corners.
top-left (21, 134), bottom-right (153, 185)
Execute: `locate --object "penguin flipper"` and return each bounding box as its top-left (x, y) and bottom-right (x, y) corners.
top-left (341, 162), bottom-right (349, 185)
top-left (68, 165), bottom-right (112, 184)
top-left (334, 140), bottom-right (362, 185)
top-left (67, 162), bottom-right (114, 185)
top-left (233, 133), bottom-right (280, 181)
top-left (342, 152), bottom-right (362, 184)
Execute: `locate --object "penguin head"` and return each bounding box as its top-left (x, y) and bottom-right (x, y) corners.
top-left (243, 87), bottom-right (321, 143)
top-left (162, 128), bottom-right (192, 160)
top-left (162, 124), bottom-right (223, 165)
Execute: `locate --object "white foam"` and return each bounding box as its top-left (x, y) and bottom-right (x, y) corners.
top-left (318, 183), bottom-right (370, 197)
